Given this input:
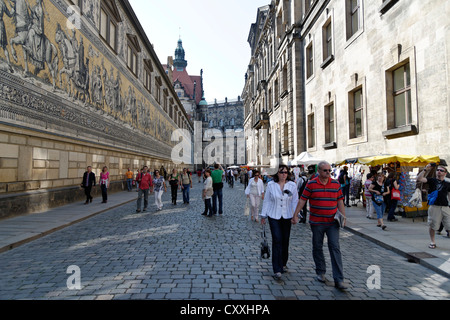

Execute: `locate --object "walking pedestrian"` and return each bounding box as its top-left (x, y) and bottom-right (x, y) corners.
top-left (153, 169), bottom-right (166, 211)
top-left (81, 166), bottom-right (96, 204)
top-left (135, 169), bottom-right (141, 191)
top-left (369, 173), bottom-right (390, 230)
top-left (387, 172), bottom-right (400, 221)
top-left (160, 165), bottom-right (167, 180)
top-left (99, 166), bottom-right (110, 203)
top-left (169, 168), bottom-right (180, 205)
top-left (181, 168), bottom-right (193, 204)
top-left (338, 166), bottom-right (351, 207)
top-left (296, 172), bottom-right (308, 223)
top-left (437, 223), bottom-right (450, 238)
top-left (260, 165), bottom-right (299, 281)
top-left (202, 169), bottom-right (214, 217)
top-left (211, 163), bottom-right (224, 215)
top-left (293, 161), bottom-right (348, 290)
top-left (245, 170), bottom-right (265, 222)
top-left (125, 167), bottom-right (134, 191)
top-left (364, 173), bottom-right (376, 219)
top-left (243, 168), bottom-right (249, 188)
top-left (136, 166), bottom-right (153, 213)
top-left (293, 165), bottom-right (301, 183)
top-left (417, 164), bottom-right (450, 249)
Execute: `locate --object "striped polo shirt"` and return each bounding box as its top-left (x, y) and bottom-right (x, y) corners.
top-left (301, 177), bottom-right (344, 225)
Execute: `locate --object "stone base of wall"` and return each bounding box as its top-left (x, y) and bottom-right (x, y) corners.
top-left (0, 181), bottom-right (127, 221)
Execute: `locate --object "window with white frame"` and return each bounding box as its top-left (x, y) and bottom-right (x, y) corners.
top-left (100, 1), bottom-right (121, 52)
top-left (325, 103), bottom-right (335, 144)
top-left (306, 42), bottom-right (314, 79)
top-left (349, 88), bottom-right (363, 139)
top-left (346, 0), bottom-right (361, 40)
top-left (323, 19), bottom-right (333, 61)
top-left (127, 46), bottom-right (138, 75)
top-left (143, 60), bottom-right (152, 93)
top-left (392, 63), bottom-right (412, 128)
top-left (308, 113), bottom-right (315, 148)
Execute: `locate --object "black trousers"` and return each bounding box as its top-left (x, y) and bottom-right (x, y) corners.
top-left (171, 184), bottom-right (178, 204)
top-left (203, 198), bottom-right (213, 216)
top-left (268, 217), bottom-right (292, 274)
top-left (101, 184), bottom-right (108, 202)
top-left (84, 186), bottom-right (93, 202)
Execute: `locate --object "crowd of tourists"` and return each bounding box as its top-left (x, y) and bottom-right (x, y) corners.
top-left (80, 159), bottom-right (449, 291)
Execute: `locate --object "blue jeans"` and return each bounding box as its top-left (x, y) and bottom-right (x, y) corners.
top-left (182, 184), bottom-right (190, 203)
top-left (127, 178), bottom-right (133, 191)
top-left (268, 217), bottom-right (292, 274)
top-left (137, 188), bottom-right (149, 210)
top-left (311, 222), bottom-right (344, 283)
top-left (388, 199), bottom-right (398, 220)
top-left (212, 188), bottom-right (223, 214)
top-left (372, 200), bottom-right (386, 219)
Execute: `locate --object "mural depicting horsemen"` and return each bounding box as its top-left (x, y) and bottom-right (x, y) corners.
top-left (55, 23), bottom-right (90, 102)
top-left (0, 0), bottom-right (177, 144)
top-left (8, 0), bottom-right (59, 87)
top-left (0, 0), bottom-right (14, 72)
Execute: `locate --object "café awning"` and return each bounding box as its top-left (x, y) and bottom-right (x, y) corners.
top-left (337, 155), bottom-right (441, 167)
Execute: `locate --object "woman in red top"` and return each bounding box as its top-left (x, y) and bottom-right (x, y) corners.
top-left (99, 166), bottom-right (110, 203)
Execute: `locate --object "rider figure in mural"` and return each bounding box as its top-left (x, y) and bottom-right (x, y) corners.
top-left (0, 0), bottom-right (14, 72)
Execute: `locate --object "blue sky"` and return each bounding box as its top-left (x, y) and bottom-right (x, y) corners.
top-left (128, 0), bottom-right (270, 103)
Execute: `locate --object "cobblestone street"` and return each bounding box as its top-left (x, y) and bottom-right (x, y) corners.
top-left (0, 182), bottom-right (449, 301)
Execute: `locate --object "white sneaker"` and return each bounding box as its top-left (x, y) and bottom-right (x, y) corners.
top-left (273, 272), bottom-right (282, 280)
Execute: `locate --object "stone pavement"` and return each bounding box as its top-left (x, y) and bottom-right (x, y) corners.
top-left (1, 184), bottom-right (449, 278)
top-left (344, 203), bottom-right (450, 279)
top-left (0, 190), bottom-right (137, 253)
top-left (0, 181), bottom-right (449, 301)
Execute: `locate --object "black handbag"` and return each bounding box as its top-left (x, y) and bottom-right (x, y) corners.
top-left (260, 224), bottom-right (270, 259)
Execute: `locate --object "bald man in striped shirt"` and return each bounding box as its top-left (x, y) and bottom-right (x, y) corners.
top-left (293, 161), bottom-right (347, 290)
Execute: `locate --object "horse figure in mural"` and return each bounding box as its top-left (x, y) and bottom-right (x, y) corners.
top-left (9, 0), bottom-right (59, 89)
top-left (55, 23), bottom-right (90, 103)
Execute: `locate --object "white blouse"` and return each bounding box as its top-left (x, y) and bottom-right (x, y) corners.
top-left (245, 178), bottom-right (265, 196)
top-left (203, 176), bottom-right (213, 199)
top-left (260, 181), bottom-right (299, 220)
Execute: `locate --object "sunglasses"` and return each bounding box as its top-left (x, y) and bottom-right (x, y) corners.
top-left (321, 169), bottom-right (332, 173)
top-left (437, 169), bottom-right (447, 173)
top-left (278, 171), bottom-right (288, 174)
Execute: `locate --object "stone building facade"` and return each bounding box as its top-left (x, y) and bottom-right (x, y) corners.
top-left (244, 0), bottom-right (450, 167)
top-left (301, 0), bottom-right (450, 163)
top-left (0, 0), bottom-right (193, 218)
top-left (197, 97), bottom-right (245, 167)
top-left (243, 1), bottom-right (306, 168)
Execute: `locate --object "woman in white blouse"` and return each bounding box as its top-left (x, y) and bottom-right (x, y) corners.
top-left (261, 165), bottom-right (299, 281)
top-left (202, 169), bottom-right (214, 217)
top-left (245, 170), bottom-right (265, 222)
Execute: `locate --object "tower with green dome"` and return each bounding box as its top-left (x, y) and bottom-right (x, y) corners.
top-left (174, 38), bottom-right (188, 71)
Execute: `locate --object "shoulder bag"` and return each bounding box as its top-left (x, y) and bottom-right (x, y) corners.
top-left (391, 187), bottom-right (401, 201)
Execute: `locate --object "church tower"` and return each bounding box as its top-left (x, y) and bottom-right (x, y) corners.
top-left (173, 39), bottom-right (188, 71)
